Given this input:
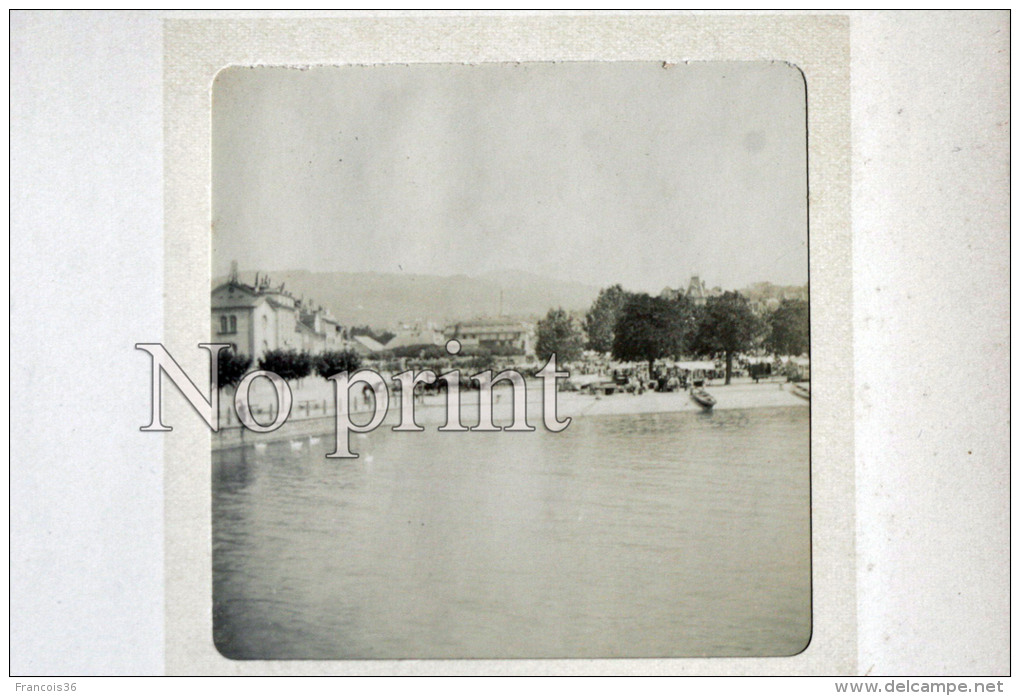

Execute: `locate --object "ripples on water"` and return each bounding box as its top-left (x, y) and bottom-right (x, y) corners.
top-left (213, 407), bottom-right (810, 659)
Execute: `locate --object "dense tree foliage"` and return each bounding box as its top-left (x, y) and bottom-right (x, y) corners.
top-left (463, 347), bottom-right (497, 371)
top-left (766, 298), bottom-right (809, 357)
top-left (314, 349), bottom-right (363, 378)
top-left (535, 307), bottom-right (586, 363)
top-left (612, 294), bottom-right (695, 376)
top-left (216, 350), bottom-right (251, 390)
top-left (258, 349), bottom-right (313, 381)
top-left (389, 344), bottom-right (447, 360)
top-left (691, 291), bottom-right (761, 384)
top-left (584, 284), bottom-right (632, 353)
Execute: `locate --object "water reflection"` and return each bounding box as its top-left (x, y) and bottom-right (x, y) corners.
top-left (213, 407), bottom-right (810, 659)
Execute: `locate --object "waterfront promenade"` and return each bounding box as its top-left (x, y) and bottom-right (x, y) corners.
top-left (213, 376), bottom-right (808, 451)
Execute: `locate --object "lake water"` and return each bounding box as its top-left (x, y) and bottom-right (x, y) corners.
top-left (213, 406), bottom-right (810, 659)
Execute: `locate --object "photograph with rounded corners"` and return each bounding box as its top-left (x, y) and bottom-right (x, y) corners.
top-left (209, 61), bottom-right (811, 660)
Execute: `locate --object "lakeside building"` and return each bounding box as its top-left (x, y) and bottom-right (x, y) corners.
top-left (297, 300), bottom-right (347, 354)
top-left (659, 276), bottom-right (808, 315)
top-left (444, 317), bottom-right (536, 357)
top-left (211, 265), bottom-right (348, 358)
top-left (385, 322), bottom-right (446, 351)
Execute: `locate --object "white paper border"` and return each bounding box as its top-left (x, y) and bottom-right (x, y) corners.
top-left (162, 13), bottom-right (854, 675)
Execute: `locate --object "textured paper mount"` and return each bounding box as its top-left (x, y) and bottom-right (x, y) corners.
top-left (164, 15), bottom-right (852, 675)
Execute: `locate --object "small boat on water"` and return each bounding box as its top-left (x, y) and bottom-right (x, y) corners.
top-left (690, 388), bottom-right (716, 410)
top-left (790, 383), bottom-right (811, 401)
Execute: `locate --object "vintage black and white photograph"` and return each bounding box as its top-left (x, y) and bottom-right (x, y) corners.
top-left (210, 61), bottom-right (811, 660)
top-left (13, 9), bottom-right (1012, 680)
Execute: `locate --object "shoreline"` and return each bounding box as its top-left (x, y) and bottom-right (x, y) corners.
top-left (213, 379), bottom-right (808, 452)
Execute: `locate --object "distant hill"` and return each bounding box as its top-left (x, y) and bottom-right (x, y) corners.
top-left (213, 269), bottom-right (601, 328)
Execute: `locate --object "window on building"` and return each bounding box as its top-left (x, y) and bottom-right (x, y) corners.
top-left (220, 316), bottom-right (228, 333)
top-left (229, 315), bottom-right (237, 333)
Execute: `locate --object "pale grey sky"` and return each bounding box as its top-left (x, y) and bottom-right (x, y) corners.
top-left (213, 61), bottom-right (807, 293)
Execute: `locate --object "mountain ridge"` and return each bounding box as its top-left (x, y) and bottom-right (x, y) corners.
top-left (212, 269), bottom-right (602, 328)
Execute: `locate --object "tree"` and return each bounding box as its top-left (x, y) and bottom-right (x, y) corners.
top-left (464, 346), bottom-right (496, 372)
top-left (611, 294), bottom-right (693, 377)
top-left (257, 349), bottom-right (313, 381)
top-left (691, 291), bottom-right (761, 385)
top-left (766, 298), bottom-right (809, 357)
top-left (315, 349), bottom-right (362, 378)
top-left (535, 307), bottom-right (586, 363)
top-left (584, 284), bottom-right (631, 353)
top-left (487, 344), bottom-right (523, 357)
top-left (390, 344), bottom-right (447, 360)
top-left (217, 350), bottom-right (251, 390)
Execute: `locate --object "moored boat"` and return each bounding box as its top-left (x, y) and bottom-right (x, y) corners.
top-left (690, 388), bottom-right (716, 410)
top-left (790, 383), bottom-right (810, 401)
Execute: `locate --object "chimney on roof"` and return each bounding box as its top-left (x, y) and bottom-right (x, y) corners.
top-left (229, 261), bottom-right (239, 284)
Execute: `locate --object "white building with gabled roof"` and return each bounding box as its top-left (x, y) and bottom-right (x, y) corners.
top-left (212, 276), bottom-right (298, 358)
top-left (211, 266), bottom-right (349, 358)
top-left (444, 317), bottom-right (535, 357)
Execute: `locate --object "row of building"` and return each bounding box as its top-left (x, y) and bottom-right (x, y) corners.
top-left (211, 269), bottom-right (348, 357)
top-left (213, 268), bottom-right (803, 360)
top-left (660, 275), bottom-right (808, 314)
top-left (211, 269), bottom-right (536, 359)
